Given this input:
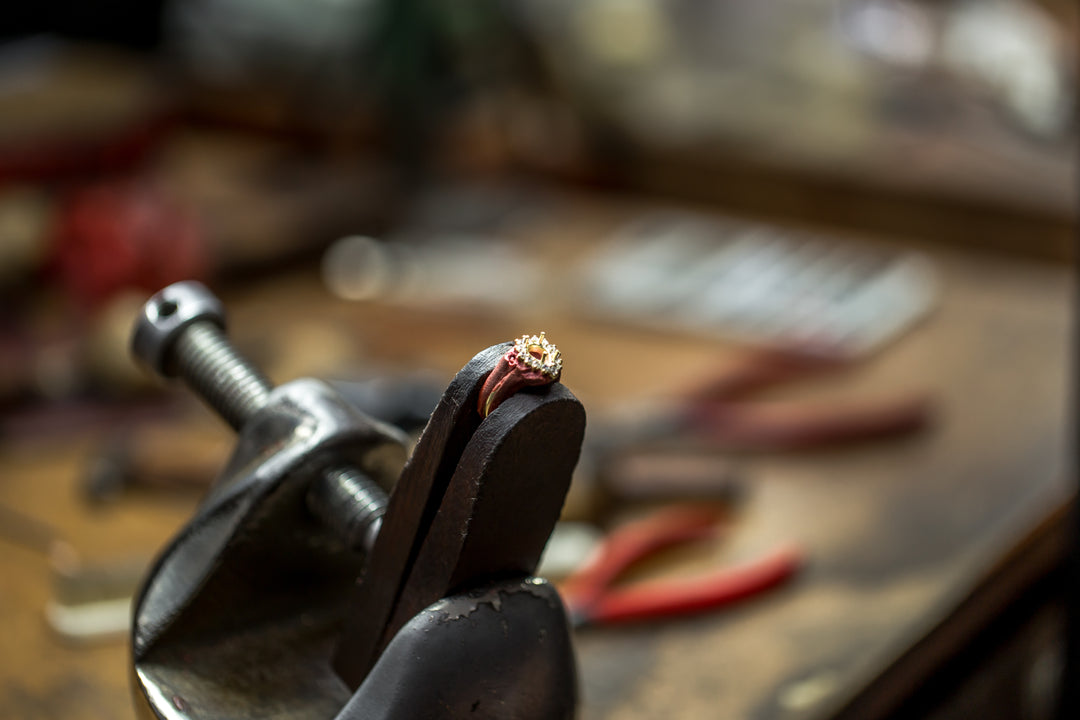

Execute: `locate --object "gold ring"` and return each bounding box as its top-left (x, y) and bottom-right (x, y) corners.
top-left (478, 333), bottom-right (562, 418)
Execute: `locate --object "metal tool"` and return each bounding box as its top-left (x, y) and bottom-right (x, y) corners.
top-left (577, 212), bottom-right (940, 359)
top-left (593, 348), bottom-right (931, 457)
top-left (676, 349), bottom-right (932, 451)
top-left (560, 504), bottom-right (801, 627)
top-left (128, 281), bottom-right (586, 719)
top-left (130, 280), bottom-right (392, 553)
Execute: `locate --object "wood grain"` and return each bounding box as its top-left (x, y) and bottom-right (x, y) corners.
top-left (0, 199), bottom-right (1072, 720)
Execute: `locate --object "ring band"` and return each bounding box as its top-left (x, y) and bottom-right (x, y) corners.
top-left (478, 333), bottom-right (562, 418)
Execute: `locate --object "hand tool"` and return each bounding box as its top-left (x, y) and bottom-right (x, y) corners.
top-left (47, 552), bottom-right (149, 644)
top-left (51, 179), bottom-right (208, 307)
top-left (593, 349), bottom-right (931, 456)
top-left (678, 349), bottom-right (932, 451)
top-left (559, 504), bottom-right (802, 627)
top-left (577, 212), bottom-right (940, 359)
top-left (80, 375), bottom-right (443, 506)
top-left (128, 281), bottom-right (586, 719)
top-left (0, 502), bottom-right (144, 644)
top-left (82, 430), bottom-right (224, 505)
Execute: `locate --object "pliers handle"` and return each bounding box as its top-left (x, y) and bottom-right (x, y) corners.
top-left (679, 350), bottom-right (932, 451)
top-left (560, 505), bottom-right (802, 627)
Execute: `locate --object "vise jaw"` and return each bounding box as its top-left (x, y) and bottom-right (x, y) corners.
top-left (129, 286), bottom-right (585, 720)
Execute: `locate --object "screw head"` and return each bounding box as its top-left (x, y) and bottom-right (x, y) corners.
top-left (131, 281), bottom-right (226, 377)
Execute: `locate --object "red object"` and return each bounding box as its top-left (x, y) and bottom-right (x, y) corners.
top-left (680, 350), bottom-right (933, 451)
top-left (0, 114), bottom-right (175, 184)
top-left (478, 340), bottom-right (558, 417)
top-left (48, 180), bottom-right (208, 306)
top-left (560, 505), bottom-right (802, 627)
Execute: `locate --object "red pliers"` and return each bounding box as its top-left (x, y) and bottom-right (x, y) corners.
top-left (559, 505), bottom-right (802, 627)
top-left (677, 349), bottom-right (932, 451)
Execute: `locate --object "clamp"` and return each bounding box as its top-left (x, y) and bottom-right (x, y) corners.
top-left (128, 282), bottom-right (586, 719)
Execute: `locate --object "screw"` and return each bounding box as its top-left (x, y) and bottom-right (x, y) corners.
top-left (131, 281), bottom-right (387, 553)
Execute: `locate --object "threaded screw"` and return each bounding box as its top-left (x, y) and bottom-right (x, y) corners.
top-left (131, 281), bottom-right (387, 553)
top-left (309, 466), bottom-right (386, 554)
top-left (173, 321), bottom-right (272, 431)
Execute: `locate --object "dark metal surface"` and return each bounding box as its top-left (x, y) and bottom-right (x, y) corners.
top-left (172, 321), bottom-right (273, 430)
top-left (306, 465), bottom-right (389, 554)
top-left (132, 281), bottom-right (393, 554)
top-left (131, 377), bottom-right (406, 719)
top-left (339, 578), bottom-right (577, 720)
top-left (132, 337), bottom-right (585, 719)
top-left (131, 281), bottom-right (228, 379)
top-left (132, 280), bottom-right (274, 430)
top-left (331, 344), bottom-right (586, 689)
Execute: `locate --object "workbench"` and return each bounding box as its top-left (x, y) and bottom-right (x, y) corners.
top-left (0, 194), bottom-right (1072, 719)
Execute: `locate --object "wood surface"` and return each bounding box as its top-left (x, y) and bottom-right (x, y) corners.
top-left (0, 196), bottom-right (1073, 720)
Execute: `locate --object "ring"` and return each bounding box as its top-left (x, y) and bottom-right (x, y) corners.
top-left (478, 333), bottom-right (562, 418)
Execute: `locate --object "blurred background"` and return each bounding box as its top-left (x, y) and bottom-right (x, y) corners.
top-left (0, 2), bottom-right (1075, 719)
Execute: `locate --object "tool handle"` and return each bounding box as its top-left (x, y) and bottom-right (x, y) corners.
top-left (561, 506), bottom-right (724, 612)
top-left (684, 350), bottom-right (843, 403)
top-left (585, 544), bottom-right (802, 625)
top-left (693, 394), bottom-right (932, 451)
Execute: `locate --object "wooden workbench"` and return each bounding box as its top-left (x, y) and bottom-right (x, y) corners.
top-left (0, 195), bottom-right (1072, 719)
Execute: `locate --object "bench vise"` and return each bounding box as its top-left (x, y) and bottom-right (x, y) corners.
top-left (128, 282), bottom-right (586, 719)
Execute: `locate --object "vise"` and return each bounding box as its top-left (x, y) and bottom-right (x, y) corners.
top-left (128, 282), bottom-right (586, 719)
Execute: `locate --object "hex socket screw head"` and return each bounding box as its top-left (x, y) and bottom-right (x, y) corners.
top-left (131, 281), bottom-right (227, 378)
top-left (131, 281), bottom-right (272, 430)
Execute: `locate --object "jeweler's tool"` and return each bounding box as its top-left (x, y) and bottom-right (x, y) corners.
top-left (677, 350), bottom-right (932, 451)
top-left (128, 281), bottom-right (585, 719)
top-left (131, 280), bottom-right (393, 553)
top-left (593, 349), bottom-right (931, 456)
top-left (560, 504), bottom-right (802, 627)
top-left (578, 212), bottom-right (939, 359)
top-left (80, 375), bottom-right (444, 506)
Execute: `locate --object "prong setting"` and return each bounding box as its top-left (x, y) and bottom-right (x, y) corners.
top-left (478, 333), bottom-right (563, 417)
top-left (512, 332), bottom-right (562, 381)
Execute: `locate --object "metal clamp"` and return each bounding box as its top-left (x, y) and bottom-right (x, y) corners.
top-left (129, 282), bottom-right (585, 720)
